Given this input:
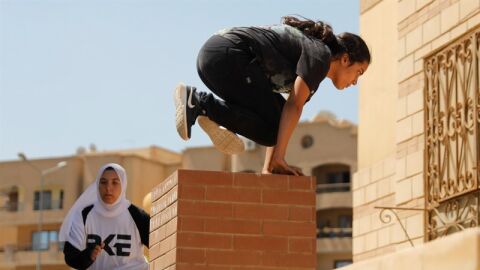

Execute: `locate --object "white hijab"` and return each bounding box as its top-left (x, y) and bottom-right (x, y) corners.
top-left (59, 163), bottom-right (131, 242)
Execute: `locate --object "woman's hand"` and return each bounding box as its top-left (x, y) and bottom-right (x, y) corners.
top-left (262, 147), bottom-right (304, 176)
top-left (269, 156), bottom-right (304, 176)
top-left (261, 77), bottom-right (309, 176)
top-left (90, 242), bottom-right (104, 261)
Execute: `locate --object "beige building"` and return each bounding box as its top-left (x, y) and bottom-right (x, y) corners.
top-left (0, 112), bottom-right (358, 270)
top-left (0, 147), bottom-right (181, 270)
top-left (5, 0), bottom-right (480, 268)
top-left (183, 112), bottom-right (358, 270)
top-left (344, 0), bottom-right (480, 269)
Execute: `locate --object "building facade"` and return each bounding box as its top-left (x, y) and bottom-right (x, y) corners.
top-left (0, 147), bottom-right (181, 270)
top-left (0, 112), bottom-right (357, 270)
top-left (351, 0), bottom-right (480, 265)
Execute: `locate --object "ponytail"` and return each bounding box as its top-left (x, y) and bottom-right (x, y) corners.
top-left (282, 15), bottom-right (371, 65)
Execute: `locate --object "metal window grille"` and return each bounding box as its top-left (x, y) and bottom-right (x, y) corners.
top-left (424, 28), bottom-right (480, 241)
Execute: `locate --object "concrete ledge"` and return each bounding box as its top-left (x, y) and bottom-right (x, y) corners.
top-left (341, 227), bottom-right (480, 270)
top-left (317, 237), bottom-right (352, 254)
top-left (316, 191), bottom-right (352, 210)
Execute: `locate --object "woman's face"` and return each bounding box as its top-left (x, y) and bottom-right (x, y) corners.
top-left (332, 54), bottom-right (369, 90)
top-left (98, 169), bottom-right (122, 204)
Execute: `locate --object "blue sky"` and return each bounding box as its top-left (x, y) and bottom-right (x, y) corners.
top-left (0, 0), bottom-right (360, 161)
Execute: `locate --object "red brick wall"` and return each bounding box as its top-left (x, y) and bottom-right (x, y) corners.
top-left (149, 170), bottom-right (316, 270)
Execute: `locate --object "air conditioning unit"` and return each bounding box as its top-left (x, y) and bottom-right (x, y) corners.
top-left (244, 139), bottom-right (256, 151)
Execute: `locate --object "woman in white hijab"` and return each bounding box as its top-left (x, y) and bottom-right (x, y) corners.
top-left (59, 163), bottom-right (149, 270)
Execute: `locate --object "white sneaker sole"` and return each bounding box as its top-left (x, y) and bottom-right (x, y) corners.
top-left (174, 83), bottom-right (189, 140)
top-left (197, 116), bottom-right (245, 155)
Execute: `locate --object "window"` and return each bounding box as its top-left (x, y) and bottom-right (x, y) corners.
top-left (338, 215), bottom-right (352, 228)
top-left (1, 186), bottom-right (19, 212)
top-left (8, 188), bottom-right (19, 211)
top-left (32, 231), bottom-right (58, 251)
top-left (334, 260), bottom-right (352, 268)
top-left (317, 219), bottom-right (332, 238)
top-left (0, 186), bottom-right (20, 212)
top-left (301, 135), bottom-right (314, 149)
top-left (59, 190), bottom-right (64, 209)
top-left (33, 191), bottom-right (52, 210)
top-left (34, 190), bottom-right (63, 210)
top-left (317, 209), bottom-right (353, 238)
top-left (327, 171), bottom-right (350, 184)
top-left (424, 28), bottom-right (480, 241)
top-left (338, 215), bottom-right (353, 237)
top-left (313, 164), bottom-right (351, 193)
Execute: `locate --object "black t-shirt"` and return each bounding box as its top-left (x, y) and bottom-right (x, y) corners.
top-left (218, 25), bottom-right (331, 102)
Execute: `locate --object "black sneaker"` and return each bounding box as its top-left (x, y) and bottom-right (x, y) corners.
top-left (174, 83), bottom-right (203, 140)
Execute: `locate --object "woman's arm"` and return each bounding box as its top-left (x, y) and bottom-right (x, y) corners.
top-left (63, 241), bottom-right (96, 270)
top-left (128, 204), bottom-right (150, 247)
top-left (262, 146), bottom-right (275, 174)
top-left (138, 210), bottom-right (150, 247)
top-left (63, 206), bottom-right (103, 269)
top-left (263, 76), bottom-right (310, 175)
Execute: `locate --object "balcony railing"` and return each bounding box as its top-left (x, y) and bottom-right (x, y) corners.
top-left (316, 182), bottom-right (351, 193)
top-left (1, 242), bottom-right (64, 265)
top-left (316, 191), bottom-right (352, 210)
top-left (316, 237), bottom-right (352, 254)
top-left (317, 227), bottom-right (352, 238)
top-left (0, 200), bottom-right (64, 213)
top-left (0, 202), bottom-right (23, 212)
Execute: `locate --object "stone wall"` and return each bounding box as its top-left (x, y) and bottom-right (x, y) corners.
top-left (355, 0), bottom-right (480, 262)
top-left (343, 227), bottom-right (480, 270)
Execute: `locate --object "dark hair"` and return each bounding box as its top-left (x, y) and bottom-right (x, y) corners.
top-left (282, 15), bottom-right (371, 65)
top-left (103, 166), bottom-right (115, 172)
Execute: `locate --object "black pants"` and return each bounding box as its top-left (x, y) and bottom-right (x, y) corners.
top-left (196, 35), bottom-right (285, 146)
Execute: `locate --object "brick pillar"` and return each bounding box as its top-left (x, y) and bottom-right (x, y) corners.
top-left (149, 170), bottom-right (316, 270)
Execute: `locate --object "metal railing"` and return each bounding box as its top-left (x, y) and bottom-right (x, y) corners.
top-left (0, 201), bottom-right (23, 212)
top-left (1, 241), bottom-right (63, 253)
top-left (0, 199), bottom-right (63, 213)
top-left (316, 182), bottom-right (351, 193)
top-left (317, 227), bottom-right (352, 238)
top-left (424, 28), bottom-right (480, 241)
top-left (1, 242), bottom-right (64, 264)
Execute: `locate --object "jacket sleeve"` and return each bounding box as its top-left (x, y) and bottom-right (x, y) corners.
top-left (63, 241), bottom-right (95, 270)
top-left (63, 205), bottom-right (95, 269)
top-left (128, 204), bottom-right (150, 247)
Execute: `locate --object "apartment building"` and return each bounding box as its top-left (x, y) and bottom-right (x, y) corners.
top-left (0, 147), bottom-right (181, 270)
top-left (0, 112), bottom-right (357, 270)
top-left (341, 0), bottom-right (480, 269)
